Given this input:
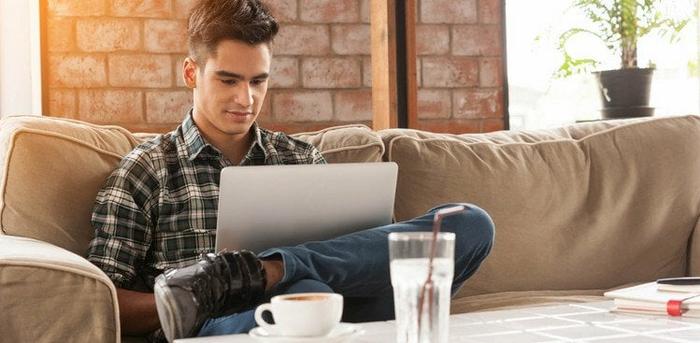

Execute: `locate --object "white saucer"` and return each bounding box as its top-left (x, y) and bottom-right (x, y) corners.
top-left (249, 323), bottom-right (364, 343)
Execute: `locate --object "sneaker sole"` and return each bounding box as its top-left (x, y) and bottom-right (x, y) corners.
top-left (154, 276), bottom-right (186, 342)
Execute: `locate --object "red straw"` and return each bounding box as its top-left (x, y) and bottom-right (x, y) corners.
top-left (416, 205), bottom-right (466, 334)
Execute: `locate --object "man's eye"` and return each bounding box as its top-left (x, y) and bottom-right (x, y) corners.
top-left (221, 79), bottom-right (236, 85)
top-left (251, 79), bottom-right (266, 86)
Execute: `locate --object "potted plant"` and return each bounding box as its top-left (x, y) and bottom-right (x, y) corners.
top-left (556, 0), bottom-right (691, 119)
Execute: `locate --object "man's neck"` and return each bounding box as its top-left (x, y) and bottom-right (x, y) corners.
top-left (194, 124), bottom-right (253, 165)
top-left (213, 131), bottom-right (254, 165)
top-left (190, 109), bottom-right (257, 164)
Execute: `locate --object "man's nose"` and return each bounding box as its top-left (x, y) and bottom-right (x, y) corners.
top-left (234, 83), bottom-right (253, 108)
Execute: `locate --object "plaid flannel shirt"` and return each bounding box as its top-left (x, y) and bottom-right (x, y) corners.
top-left (87, 112), bottom-right (326, 290)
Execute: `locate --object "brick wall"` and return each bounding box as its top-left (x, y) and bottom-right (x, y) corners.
top-left (45, 0), bottom-right (505, 134)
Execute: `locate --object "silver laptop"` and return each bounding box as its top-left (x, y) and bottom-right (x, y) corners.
top-left (215, 162), bottom-right (398, 253)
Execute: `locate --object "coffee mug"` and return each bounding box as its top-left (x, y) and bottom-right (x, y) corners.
top-left (254, 292), bottom-right (343, 337)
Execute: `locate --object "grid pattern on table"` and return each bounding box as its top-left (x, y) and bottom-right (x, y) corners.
top-left (421, 301), bottom-right (700, 343)
top-left (175, 301), bottom-right (700, 342)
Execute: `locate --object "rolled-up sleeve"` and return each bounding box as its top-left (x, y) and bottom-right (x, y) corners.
top-left (87, 155), bottom-right (158, 288)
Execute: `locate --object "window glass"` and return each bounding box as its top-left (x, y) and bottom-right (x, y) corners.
top-left (506, 0), bottom-right (699, 129)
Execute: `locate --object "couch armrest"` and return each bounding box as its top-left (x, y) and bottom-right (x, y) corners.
top-left (0, 235), bottom-right (120, 342)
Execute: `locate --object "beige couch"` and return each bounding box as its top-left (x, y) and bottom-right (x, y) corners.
top-left (2, 114), bottom-right (699, 342)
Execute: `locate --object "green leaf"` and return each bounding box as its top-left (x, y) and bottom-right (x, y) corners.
top-left (547, 0), bottom-right (693, 74)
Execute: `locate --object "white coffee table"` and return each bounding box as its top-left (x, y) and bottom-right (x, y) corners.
top-left (175, 301), bottom-right (700, 342)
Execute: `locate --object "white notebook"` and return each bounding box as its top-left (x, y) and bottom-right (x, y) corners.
top-left (604, 282), bottom-right (700, 317)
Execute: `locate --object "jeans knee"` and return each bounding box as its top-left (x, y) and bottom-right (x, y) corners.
top-left (440, 203), bottom-right (495, 252)
top-left (467, 204), bottom-right (495, 247)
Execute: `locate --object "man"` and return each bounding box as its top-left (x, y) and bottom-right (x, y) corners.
top-left (86, 0), bottom-right (495, 342)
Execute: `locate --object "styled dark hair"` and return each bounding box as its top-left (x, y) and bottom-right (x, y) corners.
top-left (187, 0), bottom-right (279, 62)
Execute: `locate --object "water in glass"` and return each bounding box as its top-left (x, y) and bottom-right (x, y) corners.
top-left (391, 257), bottom-right (454, 343)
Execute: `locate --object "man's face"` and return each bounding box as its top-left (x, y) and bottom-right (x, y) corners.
top-left (185, 39), bottom-right (271, 143)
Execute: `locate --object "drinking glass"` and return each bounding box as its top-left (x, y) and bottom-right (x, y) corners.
top-left (389, 232), bottom-right (455, 343)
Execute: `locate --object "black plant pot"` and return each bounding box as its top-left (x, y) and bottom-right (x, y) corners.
top-left (594, 68), bottom-right (655, 119)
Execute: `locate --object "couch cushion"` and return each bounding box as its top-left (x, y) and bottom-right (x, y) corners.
top-left (292, 124), bottom-right (384, 163)
top-left (451, 289), bottom-right (607, 314)
top-left (381, 116), bottom-right (700, 297)
top-left (0, 116), bottom-right (138, 255)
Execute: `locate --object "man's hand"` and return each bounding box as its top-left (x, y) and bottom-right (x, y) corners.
top-left (262, 259), bottom-right (284, 291)
top-left (116, 288), bottom-right (161, 335)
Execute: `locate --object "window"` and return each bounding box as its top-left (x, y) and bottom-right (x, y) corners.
top-left (0, 0), bottom-right (42, 117)
top-left (506, 0), bottom-right (699, 129)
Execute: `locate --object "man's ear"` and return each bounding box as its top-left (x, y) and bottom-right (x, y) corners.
top-left (183, 57), bottom-right (198, 88)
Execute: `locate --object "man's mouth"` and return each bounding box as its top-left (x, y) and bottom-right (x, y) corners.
top-left (225, 110), bottom-right (252, 117)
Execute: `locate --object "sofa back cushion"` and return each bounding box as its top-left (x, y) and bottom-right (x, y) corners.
top-left (292, 124), bottom-right (384, 163)
top-left (381, 116), bottom-right (700, 296)
top-left (0, 116), bottom-right (138, 255)
top-left (0, 117), bottom-right (383, 256)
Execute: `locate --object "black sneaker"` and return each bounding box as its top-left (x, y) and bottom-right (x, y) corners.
top-left (154, 250), bottom-right (266, 342)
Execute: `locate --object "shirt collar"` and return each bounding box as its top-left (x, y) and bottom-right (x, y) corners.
top-left (181, 109), bottom-right (267, 162)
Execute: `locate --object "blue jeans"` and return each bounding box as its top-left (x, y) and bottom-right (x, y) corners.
top-left (197, 203), bottom-right (494, 337)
